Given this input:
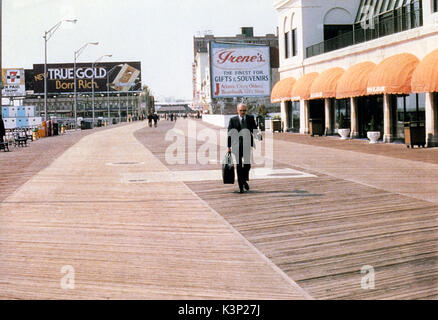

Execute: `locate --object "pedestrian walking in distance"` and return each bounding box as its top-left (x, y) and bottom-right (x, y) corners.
top-left (227, 103), bottom-right (261, 194)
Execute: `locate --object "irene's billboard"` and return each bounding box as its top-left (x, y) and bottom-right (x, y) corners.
top-left (33, 61), bottom-right (141, 94)
top-left (209, 41), bottom-right (271, 98)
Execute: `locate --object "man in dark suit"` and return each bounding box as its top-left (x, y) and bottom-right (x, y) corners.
top-left (227, 103), bottom-right (261, 194)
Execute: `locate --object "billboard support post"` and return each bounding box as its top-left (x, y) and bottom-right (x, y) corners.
top-left (106, 64), bottom-right (123, 125)
top-left (92, 54), bottom-right (112, 126)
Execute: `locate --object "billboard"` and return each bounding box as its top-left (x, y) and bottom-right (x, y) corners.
top-left (32, 61), bottom-right (141, 94)
top-left (2, 68), bottom-right (26, 97)
top-left (209, 41), bottom-right (271, 98)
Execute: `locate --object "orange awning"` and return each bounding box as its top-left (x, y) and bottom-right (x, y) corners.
top-left (310, 67), bottom-right (345, 99)
top-left (290, 72), bottom-right (319, 101)
top-left (336, 62), bottom-right (376, 99)
top-left (367, 53), bottom-right (419, 95)
top-left (270, 77), bottom-right (296, 103)
top-left (411, 49), bottom-right (438, 93)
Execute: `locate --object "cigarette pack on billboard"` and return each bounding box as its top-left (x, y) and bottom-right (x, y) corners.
top-left (112, 63), bottom-right (141, 92)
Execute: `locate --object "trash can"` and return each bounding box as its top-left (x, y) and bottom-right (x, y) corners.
top-left (97, 119), bottom-right (102, 127)
top-left (404, 121), bottom-right (425, 148)
top-left (47, 120), bottom-right (54, 136)
top-left (309, 118), bottom-right (323, 136)
top-left (112, 118), bottom-right (117, 125)
top-left (32, 128), bottom-right (39, 140)
top-left (39, 122), bottom-right (46, 138)
top-left (61, 124), bottom-right (66, 134)
top-left (53, 123), bottom-right (59, 136)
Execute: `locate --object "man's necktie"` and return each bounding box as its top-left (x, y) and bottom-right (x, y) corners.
top-left (241, 117), bottom-right (247, 129)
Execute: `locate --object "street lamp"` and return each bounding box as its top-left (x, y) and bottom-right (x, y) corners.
top-left (117, 93), bottom-right (121, 123)
top-left (92, 54), bottom-right (112, 126)
top-left (73, 41), bottom-right (99, 130)
top-left (43, 19), bottom-right (77, 121)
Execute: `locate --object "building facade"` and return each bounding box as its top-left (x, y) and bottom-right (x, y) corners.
top-left (193, 27), bottom-right (280, 115)
top-left (272, 0), bottom-right (438, 146)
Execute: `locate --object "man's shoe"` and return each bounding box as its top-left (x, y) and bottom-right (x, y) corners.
top-left (239, 188), bottom-right (245, 194)
top-left (244, 183), bottom-right (250, 191)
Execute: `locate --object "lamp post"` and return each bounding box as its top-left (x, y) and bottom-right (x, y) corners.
top-left (73, 42), bottom-right (99, 130)
top-left (92, 54), bottom-right (112, 127)
top-left (43, 19), bottom-right (77, 122)
top-left (117, 93), bottom-right (121, 123)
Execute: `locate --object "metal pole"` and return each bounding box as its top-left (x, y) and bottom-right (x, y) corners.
top-left (118, 94), bottom-right (121, 123)
top-left (44, 34), bottom-right (48, 121)
top-left (107, 75), bottom-right (110, 125)
top-left (74, 53), bottom-right (77, 129)
top-left (92, 62), bottom-right (95, 126)
top-left (0, 0), bottom-right (2, 110)
top-left (43, 20), bottom-right (77, 122)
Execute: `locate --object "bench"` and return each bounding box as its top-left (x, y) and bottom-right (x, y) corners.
top-left (13, 132), bottom-right (27, 147)
top-left (0, 141), bottom-right (9, 152)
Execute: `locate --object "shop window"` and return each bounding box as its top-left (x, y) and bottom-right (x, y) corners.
top-left (292, 101), bottom-right (300, 132)
top-left (395, 93), bottom-right (426, 139)
top-left (334, 99), bottom-right (351, 129)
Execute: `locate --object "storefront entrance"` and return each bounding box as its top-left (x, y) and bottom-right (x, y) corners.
top-left (357, 95), bottom-right (384, 138)
top-left (392, 93), bottom-right (426, 141)
top-left (286, 101), bottom-right (300, 132)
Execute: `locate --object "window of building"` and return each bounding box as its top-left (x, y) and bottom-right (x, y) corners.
top-left (394, 93), bottom-right (426, 139)
top-left (434, 0), bottom-right (438, 12)
top-left (284, 31), bottom-right (290, 59)
top-left (334, 99), bottom-right (351, 130)
top-left (292, 101), bottom-right (300, 132)
top-left (292, 29), bottom-right (297, 56)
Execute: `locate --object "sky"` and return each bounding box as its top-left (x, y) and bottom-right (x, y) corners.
top-left (3, 0), bottom-right (279, 101)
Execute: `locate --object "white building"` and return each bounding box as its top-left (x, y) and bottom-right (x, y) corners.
top-left (272, 0), bottom-right (438, 147)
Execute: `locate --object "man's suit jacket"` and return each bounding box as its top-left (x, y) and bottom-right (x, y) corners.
top-left (227, 115), bottom-right (258, 152)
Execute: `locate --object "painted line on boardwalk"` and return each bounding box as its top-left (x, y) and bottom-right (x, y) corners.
top-left (122, 167), bottom-right (317, 183)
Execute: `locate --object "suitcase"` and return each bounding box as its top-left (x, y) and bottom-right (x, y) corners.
top-left (222, 153), bottom-right (235, 184)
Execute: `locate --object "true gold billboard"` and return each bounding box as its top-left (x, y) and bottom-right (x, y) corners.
top-left (32, 62), bottom-right (141, 94)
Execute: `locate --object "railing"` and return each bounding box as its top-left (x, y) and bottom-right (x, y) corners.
top-left (306, 6), bottom-right (423, 58)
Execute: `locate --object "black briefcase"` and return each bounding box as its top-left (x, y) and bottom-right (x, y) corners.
top-left (222, 152), bottom-right (235, 184)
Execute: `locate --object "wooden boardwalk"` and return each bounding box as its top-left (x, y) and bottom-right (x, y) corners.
top-left (0, 122), bottom-right (310, 300)
top-left (137, 119), bottom-right (438, 299)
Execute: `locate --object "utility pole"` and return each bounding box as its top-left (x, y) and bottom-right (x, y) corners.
top-left (0, 0), bottom-right (3, 106)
